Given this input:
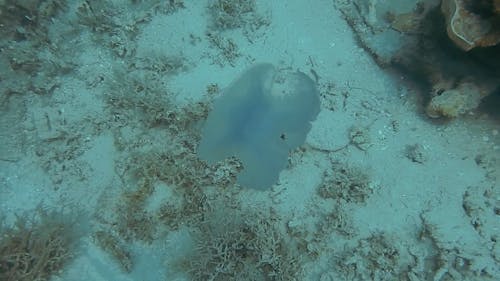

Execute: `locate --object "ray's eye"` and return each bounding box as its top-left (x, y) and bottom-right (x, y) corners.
top-left (280, 133), bottom-right (286, 140)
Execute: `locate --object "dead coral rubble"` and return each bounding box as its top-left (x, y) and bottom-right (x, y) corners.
top-left (318, 162), bottom-right (372, 204)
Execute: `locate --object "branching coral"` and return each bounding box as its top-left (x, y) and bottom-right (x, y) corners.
top-left (335, 233), bottom-right (410, 280)
top-left (0, 208), bottom-right (81, 281)
top-left (208, 0), bottom-right (258, 30)
top-left (181, 207), bottom-right (300, 281)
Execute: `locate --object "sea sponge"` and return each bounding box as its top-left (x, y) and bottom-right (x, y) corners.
top-left (426, 82), bottom-right (483, 118)
top-left (441, 0), bottom-right (500, 51)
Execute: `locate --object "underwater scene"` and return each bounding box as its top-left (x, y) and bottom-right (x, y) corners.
top-left (0, 0), bottom-right (499, 280)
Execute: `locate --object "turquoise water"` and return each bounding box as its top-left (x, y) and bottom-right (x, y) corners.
top-left (0, 1), bottom-right (499, 281)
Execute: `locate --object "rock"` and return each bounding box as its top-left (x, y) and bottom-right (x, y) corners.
top-left (426, 82), bottom-right (484, 118)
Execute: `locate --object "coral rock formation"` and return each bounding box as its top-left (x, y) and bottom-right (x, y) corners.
top-left (441, 0), bottom-right (500, 51)
top-left (426, 82), bottom-right (484, 118)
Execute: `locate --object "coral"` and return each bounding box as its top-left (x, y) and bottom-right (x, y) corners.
top-left (208, 0), bottom-right (258, 30)
top-left (389, 7), bottom-right (500, 119)
top-left (426, 81), bottom-right (483, 118)
top-left (441, 0), bottom-right (500, 51)
top-left (204, 0), bottom-right (269, 65)
top-left (206, 32), bottom-right (241, 66)
top-left (94, 231), bottom-right (132, 273)
top-left (318, 162), bottom-right (372, 204)
top-left (335, 233), bottom-right (410, 280)
top-left (115, 179), bottom-right (157, 243)
top-left (0, 0), bottom-right (67, 40)
top-left (111, 147), bottom-right (236, 242)
top-left (106, 65), bottom-right (207, 132)
top-left (206, 0), bottom-right (270, 44)
top-left (389, 11), bottom-right (422, 33)
top-left (0, 208), bottom-right (80, 281)
top-left (338, 0), bottom-right (500, 119)
top-left (181, 207), bottom-right (300, 281)
top-left (76, 0), bottom-right (185, 57)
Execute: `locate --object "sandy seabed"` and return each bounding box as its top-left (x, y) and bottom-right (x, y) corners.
top-left (0, 1), bottom-right (499, 280)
